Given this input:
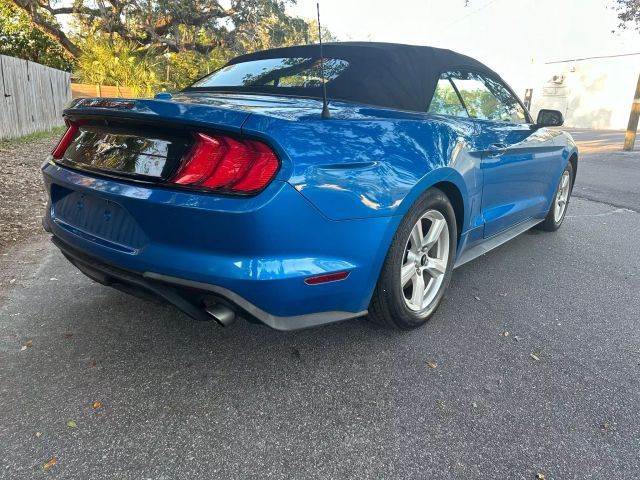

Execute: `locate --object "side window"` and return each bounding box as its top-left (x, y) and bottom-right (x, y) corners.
top-left (428, 77), bottom-right (468, 118)
top-left (449, 70), bottom-right (527, 124)
top-left (482, 75), bottom-right (527, 123)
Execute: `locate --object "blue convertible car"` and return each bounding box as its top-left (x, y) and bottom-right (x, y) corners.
top-left (42, 42), bottom-right (577, 330)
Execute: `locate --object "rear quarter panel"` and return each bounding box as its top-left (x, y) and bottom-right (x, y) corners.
top-left (242, 105), bottom-right (481, 234)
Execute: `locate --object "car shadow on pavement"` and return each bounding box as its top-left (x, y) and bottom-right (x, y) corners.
top-left (22, 222), bottom-right (570, 376)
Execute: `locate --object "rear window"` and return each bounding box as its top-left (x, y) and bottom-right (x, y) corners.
top-left (191, 57), bottom-right (349, 89)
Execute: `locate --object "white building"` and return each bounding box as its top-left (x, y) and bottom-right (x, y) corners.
top-left (529, 53), bottom-right (639, 130)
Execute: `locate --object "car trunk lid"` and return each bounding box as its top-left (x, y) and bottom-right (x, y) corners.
top-left (56, 121), bottom-right (193, 181)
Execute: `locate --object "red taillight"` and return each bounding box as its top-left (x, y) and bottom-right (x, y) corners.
top-left (51, 122), bottom-right (80, 159)
top-left (304, 271), bottom-right (351, 285)
top-left (170, 133), bottom-right (279, 193)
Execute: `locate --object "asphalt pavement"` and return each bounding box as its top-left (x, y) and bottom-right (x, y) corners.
top-left (565, 129), bottom-right (640, 212)
top-left (1, 130), bottom-right (639, 479)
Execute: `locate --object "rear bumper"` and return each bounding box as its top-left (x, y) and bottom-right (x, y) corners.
top-left (47, 234), bottom-right (366, 330)
top-left (42, 161), bottom-right (396, 328)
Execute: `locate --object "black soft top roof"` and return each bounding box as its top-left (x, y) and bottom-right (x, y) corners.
top-left (187, 42), bottom-right (504, 112)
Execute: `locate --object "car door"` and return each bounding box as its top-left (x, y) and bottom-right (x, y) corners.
top-left (427, 74), bottom-right (485, 244)
top-left (448, 70), bottom-right (557, 238)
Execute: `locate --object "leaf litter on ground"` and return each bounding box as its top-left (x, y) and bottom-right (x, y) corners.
top-left (42, 457), bottom-right (58, 470)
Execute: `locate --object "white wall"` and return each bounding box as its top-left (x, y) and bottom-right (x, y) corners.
top-left (529, 55), bottom-right (639, 130)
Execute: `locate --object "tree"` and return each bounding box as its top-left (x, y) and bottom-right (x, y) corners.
top-left (7, 0), bottom-right (332, 93)
top-left (613, 0), bottom-right (640, 31)
top-left (0, 0), bottom-right (74, 70)
top-left (7, 0), bottom-right (322, 60)
top-left (156, 49), bottom-right (230, 91)
top-left (75, 35), bottom-right (159, 96)
top-left (74, 38), bottom-right (231, 94)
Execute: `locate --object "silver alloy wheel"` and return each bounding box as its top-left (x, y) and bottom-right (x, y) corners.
top-left (401, 210), bottom-right (450, 311)
top-left (554, 170), bottom-right (571, 222)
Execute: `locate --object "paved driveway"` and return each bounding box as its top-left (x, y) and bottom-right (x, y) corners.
top-left (1, 130), bottom-right (639, 479)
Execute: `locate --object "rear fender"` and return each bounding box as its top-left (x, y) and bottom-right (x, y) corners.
top-left (362, 168), bottom-right (473, 305)
top-left (395, 167), bottom-right (470, 228)
top-left (243, 110), bottom-right (478, 221)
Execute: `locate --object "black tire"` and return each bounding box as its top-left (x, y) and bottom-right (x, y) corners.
top-left (369, 188), bottom-right (457, 330)
top-left (537, 162), bottom-right (574, 232)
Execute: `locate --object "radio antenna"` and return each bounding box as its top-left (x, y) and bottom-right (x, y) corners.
top-left (317, 3), bottom-right (330, 119)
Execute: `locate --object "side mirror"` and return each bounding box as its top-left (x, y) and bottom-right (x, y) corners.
top-left (536, 109), bottom-right (564, 127)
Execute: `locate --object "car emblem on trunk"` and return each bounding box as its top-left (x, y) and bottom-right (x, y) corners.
top-left (95, 141), bottom-right (127, 156)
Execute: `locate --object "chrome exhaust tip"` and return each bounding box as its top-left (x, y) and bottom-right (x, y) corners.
top-left (204, 302), bottom-right (236, 327)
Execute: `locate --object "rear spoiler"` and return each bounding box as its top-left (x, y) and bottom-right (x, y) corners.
top-left (64, 97), bottom-right (250, 134)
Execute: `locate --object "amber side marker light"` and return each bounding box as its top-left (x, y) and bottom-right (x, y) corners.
top-left (304, 271), bottom-right (350, 285)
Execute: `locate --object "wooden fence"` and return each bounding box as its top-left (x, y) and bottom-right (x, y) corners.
top-left (71, 83), bottom-right (135, 99)
top-left (0, 55), bottom-right (71, 140)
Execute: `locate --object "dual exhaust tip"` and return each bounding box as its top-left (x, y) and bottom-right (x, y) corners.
top-left (204, 301), bottom-right (236, 327)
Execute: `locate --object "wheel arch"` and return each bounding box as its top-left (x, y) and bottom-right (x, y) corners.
top-left (367, 178), bottom-right (462, 328)
top-left (363, 167), bottom-right (473, 311)
top-left (568, 152), bottom-right (578, 188)
top-left (431, 181), bottom-right (464, 244)
top-left (395, 167), bottom-right (470, 242)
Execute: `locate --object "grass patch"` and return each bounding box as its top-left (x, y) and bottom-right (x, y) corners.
top-left (0, 127), bottom-right (66, 148)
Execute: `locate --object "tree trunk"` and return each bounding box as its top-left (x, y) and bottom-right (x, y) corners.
top-left (9, 0), bottom-right (81, 59)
